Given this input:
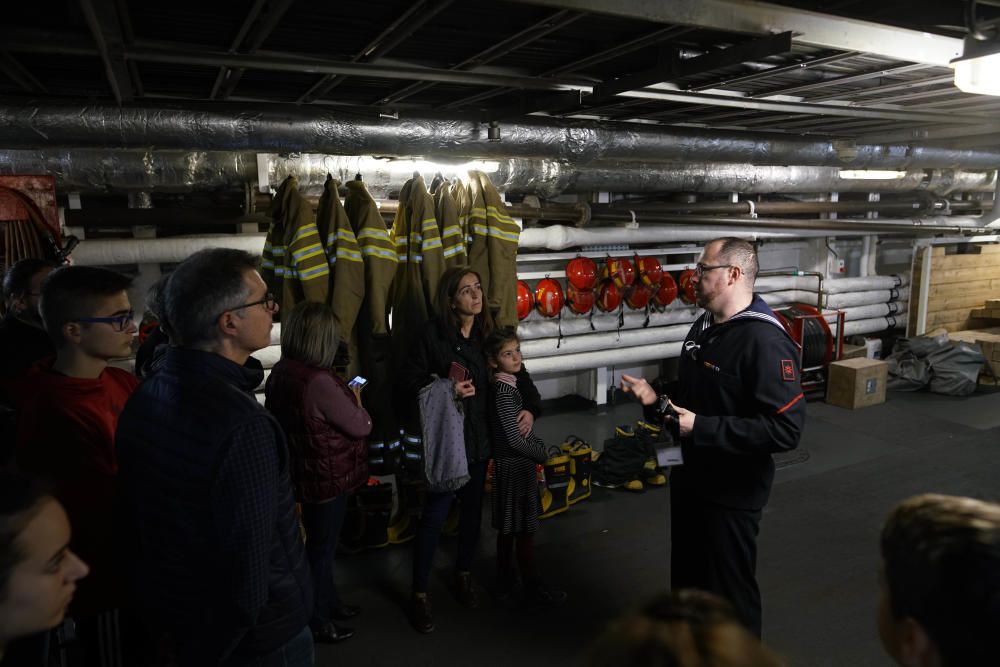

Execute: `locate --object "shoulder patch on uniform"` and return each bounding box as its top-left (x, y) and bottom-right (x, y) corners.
top-left (781, 359), bottom-right (796, 381)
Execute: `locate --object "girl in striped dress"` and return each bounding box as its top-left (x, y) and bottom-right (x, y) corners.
top-left (486, 329), bottom-right (567, 604)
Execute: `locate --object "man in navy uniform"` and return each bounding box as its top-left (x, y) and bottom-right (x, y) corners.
top-left (623, 237), bottom-right (806, 637)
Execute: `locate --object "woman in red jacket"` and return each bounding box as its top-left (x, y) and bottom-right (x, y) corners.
top-left (265, 302), bottom-right (372, 645)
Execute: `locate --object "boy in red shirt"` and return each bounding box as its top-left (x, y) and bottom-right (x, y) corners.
top-left (15, 265), bottom-right (139, 663)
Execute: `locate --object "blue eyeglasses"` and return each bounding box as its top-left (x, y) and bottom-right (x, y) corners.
top-left (76, 310), bottom-right (135, 332)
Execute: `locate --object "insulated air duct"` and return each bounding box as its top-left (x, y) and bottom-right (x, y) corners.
top-left (4, 102), bottom-right (1000, 169)
top-left (2, 150), bottom-right (994, 198)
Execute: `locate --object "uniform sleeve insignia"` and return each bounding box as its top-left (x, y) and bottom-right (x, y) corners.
top-left (781, 359), bottom-right (796, 381)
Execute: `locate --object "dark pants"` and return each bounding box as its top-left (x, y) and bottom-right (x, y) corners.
top-left (670, 484), bottom-right (763, 637)
top-left (231, 625), bottom-right (314, 667)
top-left (412, 460), bottom-right (489, 593)
top-left (301, 495), bottom-right (349, 628)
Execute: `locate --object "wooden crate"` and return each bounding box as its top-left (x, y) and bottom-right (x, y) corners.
top-left (948, 327), bottom-right (1000, 376)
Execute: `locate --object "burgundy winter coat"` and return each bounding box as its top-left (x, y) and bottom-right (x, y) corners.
top-left (265, 358), bottom-right (372, 503)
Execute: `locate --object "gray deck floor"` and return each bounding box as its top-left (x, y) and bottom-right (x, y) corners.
top-left (326, 388), bottom-right (1000, 666)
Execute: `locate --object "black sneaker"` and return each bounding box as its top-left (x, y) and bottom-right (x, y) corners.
top-left (409, 595), bottom-right (435, 634)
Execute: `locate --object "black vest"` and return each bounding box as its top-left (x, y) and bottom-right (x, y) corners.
top-left (116, 347), bottom-right (311, 663)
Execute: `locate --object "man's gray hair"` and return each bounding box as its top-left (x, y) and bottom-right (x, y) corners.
top-left (163, 248), bottom-right (259, 348)
top-left (714, 237), bottom-right (759, 284)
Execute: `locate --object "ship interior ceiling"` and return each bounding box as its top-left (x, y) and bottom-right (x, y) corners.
top-left (4, 1), bottom-right (1000, 665)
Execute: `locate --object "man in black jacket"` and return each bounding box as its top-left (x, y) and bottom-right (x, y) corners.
top-left (116, 249), bottom-right (313, 666)
top-left (623, 237), bottom-right (806, 637)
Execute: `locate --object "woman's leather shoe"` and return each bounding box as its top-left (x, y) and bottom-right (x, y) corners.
top-left (313, 622), bottom-right (355, 644)
top-left (409, 595), bottom-right (434, 634)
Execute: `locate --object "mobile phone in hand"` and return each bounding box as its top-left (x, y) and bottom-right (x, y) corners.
top-left (348, 375), bottom-right (368, 389)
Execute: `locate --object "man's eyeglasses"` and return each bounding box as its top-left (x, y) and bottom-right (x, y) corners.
top-left (76, 310), bottom-right (135, 332)
top-left (225, 293), bottom-right (277, 315)
top-left (694, 262), bottom-right (734, 277)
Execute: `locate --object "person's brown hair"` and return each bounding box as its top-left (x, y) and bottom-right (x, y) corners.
top-left (712, 237), bottom-right (759, 284)
top-left (434, 266), bottom-right (494, 340)
top-left (588, 590), bottom-right (784, 667)
top-left (280, 301), bottom-right (339, 369)
top-left (881, 494), bottom-right (1000, 667)
top-left (0, 472), bottom-right (52, 603)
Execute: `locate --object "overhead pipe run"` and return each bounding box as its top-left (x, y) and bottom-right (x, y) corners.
top-left (4, 102), bottom-right (1000, 169)
top-left (3, 149), bottom-right (994, 198)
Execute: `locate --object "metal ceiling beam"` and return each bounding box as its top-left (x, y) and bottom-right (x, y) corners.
top-left (0, 29), bottom-right (98, 56)
top-left (509, 0), bottom-right (964, 66)
top-left (749, 63), bottom-right (931, 98)
top-left (113, 0), bottom-right (143, 97)
top-left (615, 88), bottom-right (992, 124)
top-left (857, 122), bottom-right (1000, 143)
top-left (0, 52), bottom-right (47, 93)
top-left (210, 0), bottom-right (268, 100)
top-left (804, 75), bottom-right (954, 103)
top-left (298, 0), bottom-right (453, 104)
top-left (125, 45), bottom-right (595, 91)
top-left (687, 51), bottom-right (858, 92)
top-left (488, 31), bottom-right (793, 119)
top-left (79, 0), bottom-right (133, 105)
top-left (375, 9), bottom-right (584, 106)
top-left (439, 25), bottom-right (692, 110)
top-left (216, 0), bottom-right (296, 100)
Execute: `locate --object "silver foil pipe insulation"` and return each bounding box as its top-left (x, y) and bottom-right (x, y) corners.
top-left (3, 150), bottom-right (993, 198)
top-left (3, 102), bottom-right (1000, 169)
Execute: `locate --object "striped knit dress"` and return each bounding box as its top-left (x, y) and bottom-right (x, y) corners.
top-left (489, 373), bottom-right (548, 535)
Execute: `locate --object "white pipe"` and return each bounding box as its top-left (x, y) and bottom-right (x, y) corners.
top-left (530, 341), bottom-right (684, 375)
top-left (840, 303), bottom-right (907, 321)
top-left (72, 234), bottom-right (267, 265)
top-left (823, 274), bottom-right (908, 293)
top-left (826, 287), bottom-right (909, 309)
top-left (844, 315), bottom-right (905, 337)
top-left (253, 345), bottom-right (282, 369)
top-left (759, 290), bottom-right (824, 307)
top-left (518, 307), bottom-right (700, 339)
top-left (521, 226), bottom-right (852, 251)
top-left (522, 324), bottom-right (690, 359)
top-left (916, 245), bottom-right (933, 336)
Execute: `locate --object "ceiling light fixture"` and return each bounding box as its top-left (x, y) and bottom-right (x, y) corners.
top-left (952, 1), bottom-right (1000, 96)
top-left (838, 170), bottom-right (908, 180)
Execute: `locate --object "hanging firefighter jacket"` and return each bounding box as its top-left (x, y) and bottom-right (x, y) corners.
top-left (345, 179), bottom-right (397, 336)
top-left (433, 179), bottom-right (468, 269)
top-left (470, 171), bottom-right (521, 329)
top-left (316, 177), bottom-right (364, 337)
top-left (407, 175), bottom-right (446, 310)
top-left (345, 178), bottom-right (400, 475)
top-left (451, 177), bottom-right (472, 253)
top-left (465, 175), bottom-right (491, 296)
top-left (263, 176), bottom-right (330, 310)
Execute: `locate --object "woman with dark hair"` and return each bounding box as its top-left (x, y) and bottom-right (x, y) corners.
top-left (401, 266), bottom-right (542, 634)
top-left (0, 471), bottom-right (89, 665)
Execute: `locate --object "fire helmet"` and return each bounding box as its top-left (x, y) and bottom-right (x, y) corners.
top-left (566, 284), bottom-right (595, 315)
top-left (634, 255), bottom-right (663, 287)
top-left (678, 268), bottom-right (697, 305)
top-left (535, 277), bottom-right (565, 318)
top-left (625, 284), bottom-right (653, 310)
top-left (600, 256), bottom-right (635, 289)
top-left (595, 279), bottom-right (622, 312)
top-left (653, 272), bottom-right (678, 307)
top-left (565, 256), bottom-right (598, 291)
top-left (516, 280), bottom-right (534, 320)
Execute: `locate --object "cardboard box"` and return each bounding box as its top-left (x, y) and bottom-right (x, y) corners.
top-left (826, 358), bottom-right (888, 409)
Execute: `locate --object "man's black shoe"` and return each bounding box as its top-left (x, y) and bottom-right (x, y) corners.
top-left (331, 604), bottom-right (361, 620)
top-left (313, 622), bottom-right (355, 644)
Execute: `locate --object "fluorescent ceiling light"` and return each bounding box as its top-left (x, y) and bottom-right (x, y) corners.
top-left (838, 170), bottom-right (908, 180)
top-left (950, 37), bottom-right (1000, 96)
